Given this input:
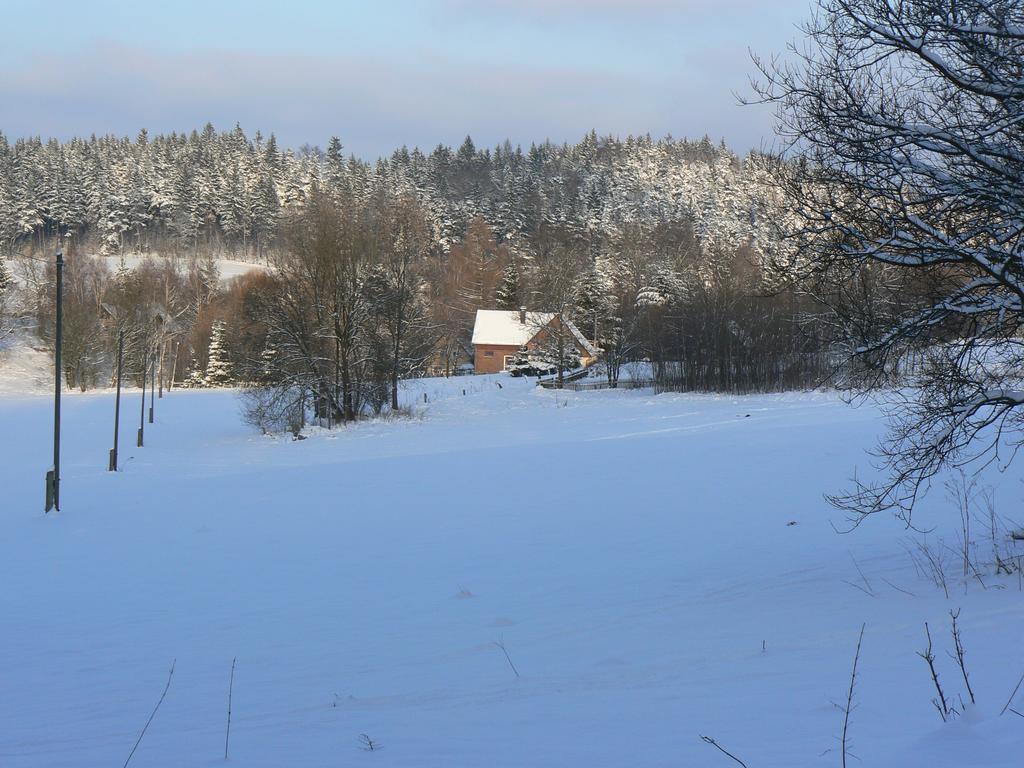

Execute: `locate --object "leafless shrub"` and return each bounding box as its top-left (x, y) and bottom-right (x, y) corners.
top-left (917, 611), bottom-right (983, 722)
top-left (946, 472), bottom-right (976, 580)
top-left (905, 539), bottom-right (951, 600)
top-left (239, 384), bottom-right (306, 437)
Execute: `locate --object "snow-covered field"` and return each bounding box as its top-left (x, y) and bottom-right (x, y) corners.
top-left (91, 254), bottom-right (268, 283)
top-left (1, 377), bottom-right (1022, 767)
top-left (2, 253), bottom-right (267, 289)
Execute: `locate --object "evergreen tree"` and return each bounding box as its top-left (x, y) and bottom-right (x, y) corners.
top-left (257, 343), bottom-right (279, 384)
top-left (204, 320), bottom-right (233, 386)
top-left (0, 257), bottom-right (13, 340)
top-left (495, 260), bottom-right (521, 310)
top-left (185, 367), bottom-right (207, 388)
top-left (0, 258), bottom-right (12, 293)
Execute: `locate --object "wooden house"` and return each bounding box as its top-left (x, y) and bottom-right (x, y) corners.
top-left (470, 309), bottom-right (598, 374)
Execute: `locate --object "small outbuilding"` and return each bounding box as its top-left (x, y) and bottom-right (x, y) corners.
top-left (470, 308), bottom-right (599, 374)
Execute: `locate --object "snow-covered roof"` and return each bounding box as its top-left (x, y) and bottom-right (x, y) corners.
top-left (471, 310), bottom-right (599, 358)
top-left (471, 310), bottom-right (554, 347)
top-left (564, 320), bottom-right (599, 358)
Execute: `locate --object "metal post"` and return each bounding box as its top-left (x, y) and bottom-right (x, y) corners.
top-left (148, 351), bottom-right (155, 424)
top-left (45, 249), bottom-right (63, 512)
top-left (109, 330), bottom-right (123, 471)
top-left (137, 350), bottom-right (146, 447)
top-left (158, 340), bottom-right (165, 399)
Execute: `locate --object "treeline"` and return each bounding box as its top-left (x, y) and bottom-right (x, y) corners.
top-left (0, 125), bottom-right (786, 261)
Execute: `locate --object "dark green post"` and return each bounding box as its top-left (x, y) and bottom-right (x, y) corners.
top-left (137, 349), bottom-right (146, 447)
top-left (148, 351), bottom-right (156, 424)
top-left (109, 329), bottom-right (123, 471)
top-left (45, 249), bottom-right (63, 512)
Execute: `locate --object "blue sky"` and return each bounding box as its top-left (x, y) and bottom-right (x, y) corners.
top-left (0, 0), bottom-right (810, 158)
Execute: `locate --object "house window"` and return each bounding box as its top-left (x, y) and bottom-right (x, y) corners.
top-left (484, 350), bottom-right (494, 357)
top-left (503, 355), bottom-right (515, 370)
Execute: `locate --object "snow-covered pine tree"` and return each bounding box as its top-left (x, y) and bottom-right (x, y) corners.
top-left (571, 267), bottom-right (611, 344)
top-left (204, 320), bottom-right (233, 387)
top-left (0, 257), bottom-right (13, 340)
top-left (0, 258), bottom-right (12, 293)
top-left (185, 367), bottom-right (207, 388)
top-left (257, 343), bottom-right (279, 384)
top-left (495, 260), bottom-right (521, 310)
top-left (113, 259), bottom-right (133, 291)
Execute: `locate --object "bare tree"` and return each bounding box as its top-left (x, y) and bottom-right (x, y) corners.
top-left (366, 193), bottom-right (436, 410)
top-left (752, 0), bottom-right (1024, 524)
top-left (36, 252), bottom-right (109, 391)
top-left (529, 231), bottom-right (588, 384)
top-left (274, 189), bottom-right (366, 422)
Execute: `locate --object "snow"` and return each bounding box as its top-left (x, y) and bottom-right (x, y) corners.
top-left (1, 378), bottom-right (1023, 767)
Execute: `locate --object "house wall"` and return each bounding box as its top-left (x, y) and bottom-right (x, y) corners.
top-left (473, 344), bottom-right (522, 374)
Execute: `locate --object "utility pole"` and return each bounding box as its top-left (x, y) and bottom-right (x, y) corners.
top-left (137, 349), bottom-right (147, 447)
top-left (45, 248), bottom-right (63, 512)
top-left (109, 329), bottom-right (124, 471)
top-left (148, 351), bottom-right (156, 423)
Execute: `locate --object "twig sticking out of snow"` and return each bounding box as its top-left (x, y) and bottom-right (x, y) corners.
top-left (918, 623), bottom-right (955, 722)
top-left (225, 657), bottom-right (236, 760)
top-left (849, 553), bottom-right (875, 597)
top-left (123, 660), bottom-right (176, 768)
top-left (948, 611), bottom-right (975, 706)
top-left (699, 735), bottom-right (749, 768)
top-left (359, 733), bottom-right (380, 751)
top-left (494, 638), bottom-right (520, 679)
top-left (880, 577), bottom-right (915, 597)
top-left (840, 624), bottom-right (866, 768)
top-left (1001, 669), bottom-right (1024, 716)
